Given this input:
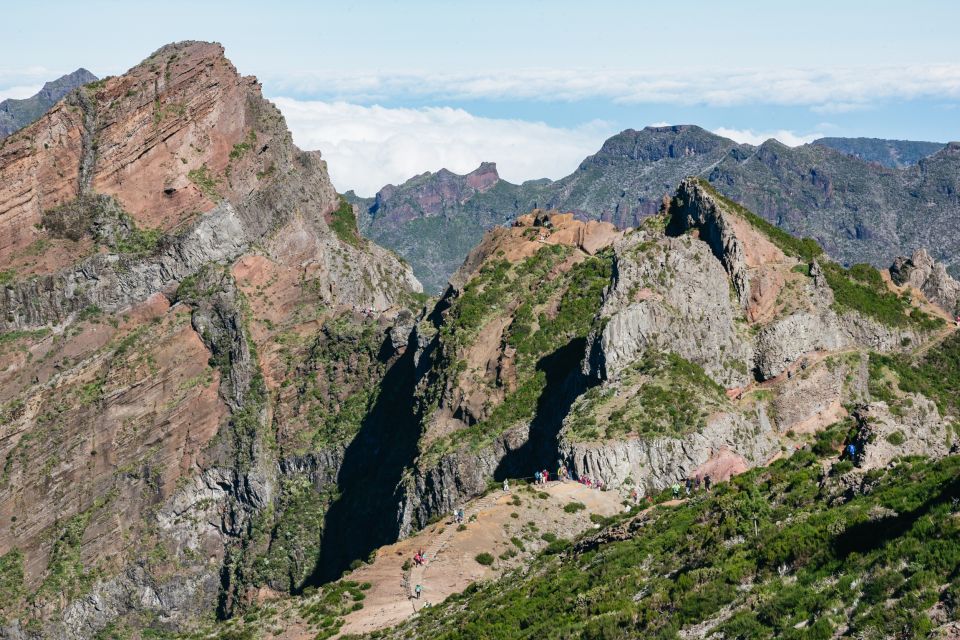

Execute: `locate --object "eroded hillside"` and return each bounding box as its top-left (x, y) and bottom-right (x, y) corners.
top-left (1, 42), bottom-right (958, 640)
top-left (0, 41), bottom-right (421, 638)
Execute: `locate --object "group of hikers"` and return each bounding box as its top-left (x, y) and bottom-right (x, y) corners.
top-left (413, 548), bottom-right (426, 567)
top-left (664, 475), bottom-right (712, 500)
top-left (533, 469), bottom-right (552, 484)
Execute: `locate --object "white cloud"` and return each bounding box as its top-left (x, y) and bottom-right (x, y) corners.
top-left (0, 84), bottom-right (42, 101)
top-left (263, 64), bottom-right (960, 111)
top-left (273, 98), bottom-right (616, 196)
top-left (712, 127), bottom-right (824, 147)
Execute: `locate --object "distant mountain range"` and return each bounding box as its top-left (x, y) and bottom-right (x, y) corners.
top-left (0, 68), bottom-right (97, 138)
top-left (812, 136), bottom-right (945, 168)
top-left (350, 126), bottom-right (957, 292)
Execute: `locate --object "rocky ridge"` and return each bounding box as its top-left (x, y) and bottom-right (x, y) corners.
top-left (0, 41), bottom-right (420, 638)
top-left (0, 68), bottom-right (98, 139)
top-left (356, 125), bottom-right (960, 292)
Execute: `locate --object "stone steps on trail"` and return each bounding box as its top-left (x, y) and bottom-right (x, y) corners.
top-left (406, 489), bottom-right (504, 599)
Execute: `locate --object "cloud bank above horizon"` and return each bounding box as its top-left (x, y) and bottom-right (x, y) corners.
top-left (275, 99), bottom-right (618, 196)
top-left (266, 64), bottom-right (960, 111)
top-left (275, 98), bottom-right (827, 196)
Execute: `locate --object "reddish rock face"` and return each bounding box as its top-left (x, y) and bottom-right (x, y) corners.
top-left (0, 41), bottom-right (297, 278)
top-left (371, 162), bottom-right (502, 223)
top-left (0, 41), bottom-right (422, 631)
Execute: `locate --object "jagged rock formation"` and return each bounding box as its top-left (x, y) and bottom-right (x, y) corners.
top-left (0, 68), bottom-right (98, 139)
top-left (356, 125), bottom-right (960, 292)
top-left (852, 395), bottom-right (953, 470)
top-left (2, 46), bottom-right (957, 640)
top-left (0, 41), bottom-right (420, 638)
top-left (352, 178), bottom-right (950, 548)
top-left (891, 248), bottom-right (960, 316)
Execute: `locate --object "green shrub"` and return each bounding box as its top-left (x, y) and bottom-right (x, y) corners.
top-left (383, 454), bottom-right (960, 640)
top-left (869, 333), bottom-right (960, 417)
top-left (563, 501), bottom-right (586, 514)
top-left (886, 430), bottom-right (906, 446)
top-left (820, 262), bottom-right (940, 330)
top-left (831, 460), bottom-right (854, 475)
top-left (474, 552), bottom-right (495, 566)
top-left (329, 197), bottom-right (362, 248)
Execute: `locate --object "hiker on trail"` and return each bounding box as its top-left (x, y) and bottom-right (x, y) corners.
top-left (458, 508), bottom-right (465, 523)
top-left (846, 443), bottom-right (857, 461)
top-left (415, 584), bottom-right (422, 599)
top-left (503, 479), bottom-right (510, 492)
top-left (685, 478), bottom-right (692, 496)
top-left (535, 470), bottom-right (542, 485)
top-left (704, 475), bottom-right (712, 492)
top-left (672, 483), bottom-right (681, 499)
top-left (694, 476), bottom-right (702, 491)
top-left (630, 487), bottom-right (639, 504)
top-left (413, 552), bottom-right (422, 566)
top-left (542, 469), bottom-right (550, 483)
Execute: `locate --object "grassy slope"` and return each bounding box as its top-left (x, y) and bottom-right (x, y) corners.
top-left (379, 451), bottom-right (960, 640)
top-left (421, 244), bottom-right (613, 459)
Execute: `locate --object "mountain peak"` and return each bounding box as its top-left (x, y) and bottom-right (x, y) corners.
top-left (584, 125), bottom-right (737, 167)
top-left (0, 68), bottom-right (99, 139)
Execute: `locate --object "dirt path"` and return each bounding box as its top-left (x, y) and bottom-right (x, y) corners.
top-left (327, 480), bottom-right (621, 637)
top-left (911, 324), bottom-right (958, 359)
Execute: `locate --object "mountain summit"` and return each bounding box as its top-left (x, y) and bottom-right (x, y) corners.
top-left (0, 67), bottom-right (97, 138)
top-left (0, 40), bottom-right (420, 636)
top-left (358, 126), bottom-right (960, 292)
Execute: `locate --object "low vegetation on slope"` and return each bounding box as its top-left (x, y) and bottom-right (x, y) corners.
top-left (820, 262), bottom-right (942, 331)
top-left (565, 351), bottom-right (728, 441)
top-left (693, 178), bottom-right (941, 331)
top-left (424, 244), bottom-right (613, 457)
top-left (869, 331), bottom-right (960, 418)
top-left (380, 451), bottom-right (960, 640)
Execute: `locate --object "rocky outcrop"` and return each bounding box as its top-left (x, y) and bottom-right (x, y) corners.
top-left (891, 248), bottom-right (960, 316)
top-left (560, 406), bottom-right (779, 495)
top-left (587, 231), bottom-right (752, 389)
top-left (852, 396), bottom-right (953, 470)
top-left (667, 179), bottom-right (754, 307)
top-left (398, 425), bottom-right (529, 536)
top-left (0, 201), bottom-right (247, 330)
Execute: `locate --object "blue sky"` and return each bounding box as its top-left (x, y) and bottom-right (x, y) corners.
top-left (2, 0), bottom-right (959, 194)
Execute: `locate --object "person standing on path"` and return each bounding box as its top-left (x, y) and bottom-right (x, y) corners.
top-left (503, 479), bottom-right (509, 492)
top-left (415, 584), bottom-right (422, 600)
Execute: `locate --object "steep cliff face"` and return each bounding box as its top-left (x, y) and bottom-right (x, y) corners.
top-left (0, 41), bottom-right (421, 638)
top-left (555, 178), bottom-right (947, 495)
top-left (890, 248), bottom-right (960, 317)
top-left (371, 180), bottom-right (948, 541)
